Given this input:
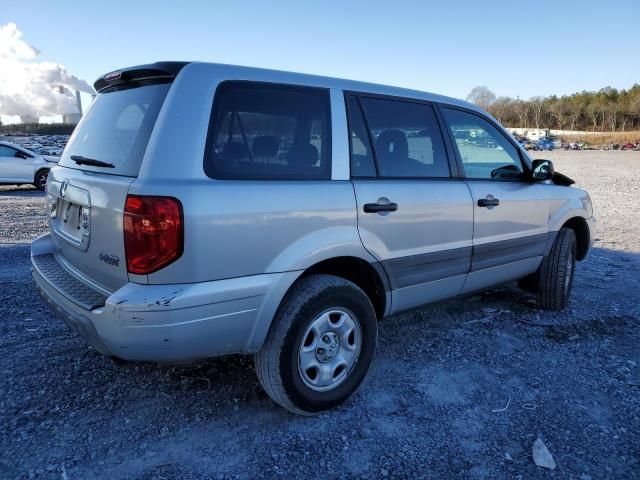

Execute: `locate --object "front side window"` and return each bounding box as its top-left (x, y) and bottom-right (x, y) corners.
top-left (358, 97), bottom-right (450, 178)
top-left (441, 108), bottom-right (525, 180)
top-left (205, 82), bottom-right (331, 180)
top-left (346, 96), bottom-right (376, 177)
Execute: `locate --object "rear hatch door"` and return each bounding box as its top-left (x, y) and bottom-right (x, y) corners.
top-left (47, 67), bottom-right (179, 292)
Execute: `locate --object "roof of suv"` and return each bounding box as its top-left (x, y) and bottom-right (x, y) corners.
top-left (94, 61), bottom-right (483, 114)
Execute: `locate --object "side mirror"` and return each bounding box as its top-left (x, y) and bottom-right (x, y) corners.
top-left (531, 159), bottom-right (554, 181)
top-left (14, 151), bottom-right (28, 159)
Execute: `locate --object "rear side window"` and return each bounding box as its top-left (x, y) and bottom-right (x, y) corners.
top-left (358, 97), bottom-right (450, 178)
top-left (205, 82), bottom-right (331, 180)
top-left (59, 83), bottom-right (170, 176)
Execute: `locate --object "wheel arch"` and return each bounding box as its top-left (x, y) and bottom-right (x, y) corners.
top-left (246, 255), bottom-right (390, 354)
top-left (34, 167), bottom-right (50, 183)
top-left (561, 216), bottom-right (590, 260)
top-left (298, 256), bottom-right (389, 320)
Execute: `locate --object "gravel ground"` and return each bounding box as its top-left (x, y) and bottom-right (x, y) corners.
top-left (1, 151), bottom-right (639, 479)
top-left (0, 184), bottom-right (48, 244)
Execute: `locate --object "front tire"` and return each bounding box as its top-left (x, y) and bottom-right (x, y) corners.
top-left (537, 228), bottom-right (576, 310)
top-left (34, 170), bottom-right (49, 190)
top-left (255, 274), bottom-right (377, 415)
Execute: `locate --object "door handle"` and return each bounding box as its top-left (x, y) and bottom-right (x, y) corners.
top-left (363, 202), bottom-right (398, 213)
top-left (478, 196), bottom-right (500, 207)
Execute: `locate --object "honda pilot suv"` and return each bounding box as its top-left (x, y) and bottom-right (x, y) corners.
top-left (31, 62), bottom-right (595, 415)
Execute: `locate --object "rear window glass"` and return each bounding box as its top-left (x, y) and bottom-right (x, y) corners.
top-left (204, 82), bottom-right (331, 180)
top-left (59, 83), bottom-right (170, 176)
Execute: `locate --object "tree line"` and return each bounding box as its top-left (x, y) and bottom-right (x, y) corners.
top-left (0, 123), bottom-right (76, 135)
top-left (467, 84), bottom-right (640, 132)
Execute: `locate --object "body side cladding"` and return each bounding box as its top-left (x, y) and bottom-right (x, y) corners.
top-left (383, 246), bottom-right (471, 289)
top-left (471, 233), bottom-right (550, 271)
top-left (379, 232), bottom-right (558, 292)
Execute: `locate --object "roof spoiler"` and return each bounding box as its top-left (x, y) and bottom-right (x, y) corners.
top-left (93, 61), bottom-right (190, 93)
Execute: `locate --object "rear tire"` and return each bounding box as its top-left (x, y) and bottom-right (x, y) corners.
top-left (537, 228), bottom-right (576, 310)
top-left (34, 170), bottom-right (49, 190)
top-left (255, 274), bottom-right (377, 415)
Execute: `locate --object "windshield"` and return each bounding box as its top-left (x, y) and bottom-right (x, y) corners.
top-left (59, 82), bottom-right (170, 176)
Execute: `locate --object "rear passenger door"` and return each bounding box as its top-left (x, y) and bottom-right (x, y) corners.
top-left (346, 94), bottom-right (474, 313)
top-left (439, 107), bottom-right (550, 293)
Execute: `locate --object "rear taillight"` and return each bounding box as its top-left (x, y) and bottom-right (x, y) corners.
top-left (123, 195), bottom-right (183, 275)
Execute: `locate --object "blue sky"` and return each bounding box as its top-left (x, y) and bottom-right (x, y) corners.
top-left (4, 0), bottom-right (640, 101)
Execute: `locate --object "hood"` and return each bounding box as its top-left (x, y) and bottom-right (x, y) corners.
top-left (43, 155), bottom-right (60, 163)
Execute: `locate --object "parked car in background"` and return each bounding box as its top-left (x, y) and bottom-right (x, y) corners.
top-left (31, 62), bottom-right (595, 415)
top-left (533, 139), bottom-right (555, 151)
top-left (518, 139), bottom-right (532, 150)
top-left (0, 141), bottom-right (59, 189)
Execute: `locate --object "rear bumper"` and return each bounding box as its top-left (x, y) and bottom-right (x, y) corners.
top-left (31, 234), bottom-right (299, 362)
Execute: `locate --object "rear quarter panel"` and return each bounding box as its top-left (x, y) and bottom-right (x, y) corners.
top-left (135, 63), bottom-right (371, 284)
top-left (139, 179), bottom-right (365, 284)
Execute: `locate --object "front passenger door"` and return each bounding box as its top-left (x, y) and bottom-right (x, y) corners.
top-left (0, 145), bottom-right (30, 182)
top-left (440, 107), bottom-right (550, 293)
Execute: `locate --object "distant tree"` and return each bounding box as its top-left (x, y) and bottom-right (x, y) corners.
top-left (513, 99), bottom-right (530, 128)
top-left (549, 96), bottom-right (570, 130)
top-left (627, 90), bottom-right (640, 131)
top-left (472, 83), bottom-right (640, 132)
top-left (488, 97), bottom-right (513, 124)
top-left (585, 99), bottom-right (600, 133)
top-left (530, 96), bottom-right (545, 129)
top-left (618, 91), bottom-right (630, 132)
top-left (466, 86), bottom-right (496, 110)
top-left (567, 96), bottom-right (582, 132)
top-left (0, 123), bottom-right (76, 135)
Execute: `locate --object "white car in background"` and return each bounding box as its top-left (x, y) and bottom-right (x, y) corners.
top-left (0, 141), bottom-right (59, 189)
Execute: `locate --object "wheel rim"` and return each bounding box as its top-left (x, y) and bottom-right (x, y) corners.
top-left (38, 173), bottom-right (48, 188)
top-left (565, 253), bottom-right (574, 292)
top-left (298, 308), bottom-right (362, 392)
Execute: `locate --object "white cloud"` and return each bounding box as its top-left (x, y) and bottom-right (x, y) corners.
top-left (0, 22), bottom-right (93, 119)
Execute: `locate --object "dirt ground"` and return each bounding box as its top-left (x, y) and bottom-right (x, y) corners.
top-left (0, 151), bottom-right (638, 479)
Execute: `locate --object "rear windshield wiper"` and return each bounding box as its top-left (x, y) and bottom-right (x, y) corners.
top-left (70, 155), bottom-right (115, 168)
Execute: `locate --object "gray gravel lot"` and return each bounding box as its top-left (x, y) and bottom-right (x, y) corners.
top-left (1, 151), bottom-right (639, 479)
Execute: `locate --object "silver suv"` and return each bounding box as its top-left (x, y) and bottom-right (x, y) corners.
top-left (31, 62), bottom-right (595, 415)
